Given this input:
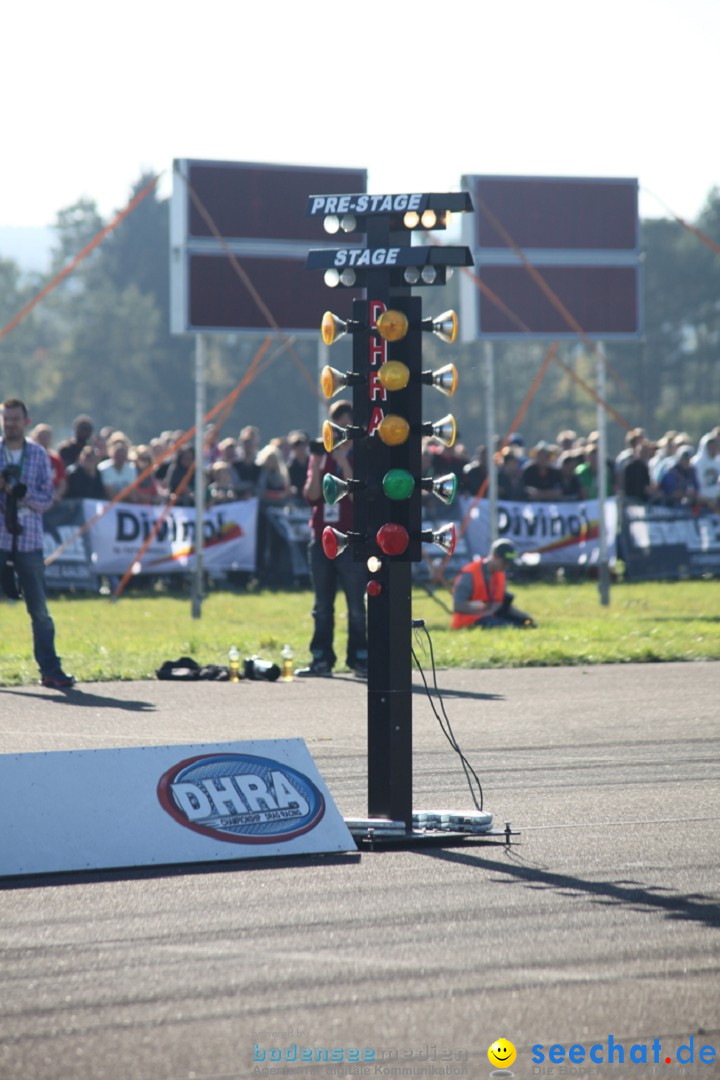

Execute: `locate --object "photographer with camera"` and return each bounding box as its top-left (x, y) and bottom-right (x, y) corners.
top-left (297, 400), bottom-right (368, 678)
top-left (0, 399), bottom-right (75, 689)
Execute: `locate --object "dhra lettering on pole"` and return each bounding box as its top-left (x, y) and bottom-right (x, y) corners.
top-left (367, 300), bottom-right (387, 438)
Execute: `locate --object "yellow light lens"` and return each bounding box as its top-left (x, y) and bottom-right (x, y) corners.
top-left (421, 209), bottom-right (437, 229)
top-left (321, 311), bottom-right (337, 346)
top-left (430, 414), bottom-right (457, 448)
top-left (403, 211), bottom-right (420, 229)
top-left (377, 414), bottom-right (410, 447)
top-left (321, 365), bottom-right (341, 399)
top-left (431, 310), bottom-right (458, 344)
top-left (322, 420), bottom-right (336, 453)
top-left (432, 363), bottom-right (458, 397)
top-left (377, 361), bottom-right (410, 392)
top-left (376, 310), bottom-right (409, 342)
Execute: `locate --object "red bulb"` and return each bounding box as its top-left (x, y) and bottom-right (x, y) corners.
top-left (322, 527), bottom-right (340, 559)
top-left (376, 523), bottom-right (409, 556)
top-left (367, 580), bottom-right (383, 597)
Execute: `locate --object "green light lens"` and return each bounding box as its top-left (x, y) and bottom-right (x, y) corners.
top-left (433, 473), bottom-right (458, 505)
top-left (323, 474), bottom-right (345, 505)
top-left (382, 469), bottom-right (415, 501)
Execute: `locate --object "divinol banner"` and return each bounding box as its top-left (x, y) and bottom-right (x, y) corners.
top-left (82, 498), bottom-right (258, 574)
top-left (459, 496), bottom-right (618, 566)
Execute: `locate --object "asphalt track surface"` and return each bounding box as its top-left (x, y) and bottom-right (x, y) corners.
top-left (1, 662), bottom-right (719, 1080)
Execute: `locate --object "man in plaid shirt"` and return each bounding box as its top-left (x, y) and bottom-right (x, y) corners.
top-left (0, 398), bottom-right (75, 689)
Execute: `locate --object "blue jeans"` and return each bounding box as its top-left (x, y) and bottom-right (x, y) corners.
top-left (308, 539), bottom-right (367, 669)
top-left (0, 549), bottom-right (62, 676)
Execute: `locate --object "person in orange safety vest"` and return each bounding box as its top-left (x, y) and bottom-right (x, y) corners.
top-left (451, 538), bottom-right (536, 629)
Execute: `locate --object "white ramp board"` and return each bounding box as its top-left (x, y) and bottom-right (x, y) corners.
top-left (0, 740), bottom-right (355, 877)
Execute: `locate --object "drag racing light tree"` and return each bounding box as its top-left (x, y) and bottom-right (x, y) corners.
top-left (319, 304), bottom-right (462, 563)
top-left (305, 189), bottom-right (474, 827)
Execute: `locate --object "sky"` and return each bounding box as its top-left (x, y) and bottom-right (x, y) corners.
top-left (2, 0), bottom-right (717, 229)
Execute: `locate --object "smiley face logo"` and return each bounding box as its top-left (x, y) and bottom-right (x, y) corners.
top-left (488, 1039), bottom-right (517, 1069)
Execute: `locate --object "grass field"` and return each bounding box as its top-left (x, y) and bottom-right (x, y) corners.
top-left (1, 579), bottom-right (718, 686)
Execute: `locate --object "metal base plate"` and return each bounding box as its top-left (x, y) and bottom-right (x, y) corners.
top-left (345, 810), bottom-right (519, 849)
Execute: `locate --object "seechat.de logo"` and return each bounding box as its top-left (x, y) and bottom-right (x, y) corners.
top-left (157, 753), bottom-right (325, 844)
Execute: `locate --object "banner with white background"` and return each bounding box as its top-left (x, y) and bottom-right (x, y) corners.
top-left (458, 496), bottom-right (618, 565)
top-left (82, 498), bottom-right (258, 574)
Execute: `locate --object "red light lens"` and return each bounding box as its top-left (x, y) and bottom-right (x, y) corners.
top-left (367, 580), bottom-right (383, 597)
top-left (376, 523), bottom-right (410, 556)
top-left (322, 527), bottom-right (340, 559)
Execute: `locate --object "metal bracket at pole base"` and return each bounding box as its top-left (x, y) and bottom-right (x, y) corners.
top-left (344, 811), bottom-right (520, 850)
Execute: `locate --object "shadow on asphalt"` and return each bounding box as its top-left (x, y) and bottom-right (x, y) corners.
top-left (416, 846), bottom-right (720, 930)
top-left (300, 674), bottom-right (505, 702)
top-left (0, 851), bottom-right (362, 891)
top-left (412, 685), bottom-right (505, 702)
top-left (0, 688), bottom-right (157, 711)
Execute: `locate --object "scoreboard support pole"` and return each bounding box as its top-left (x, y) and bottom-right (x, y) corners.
top-left (596, 342), bottom-right (611, 607)
top-left (192, 333), bottom-right (206, 620)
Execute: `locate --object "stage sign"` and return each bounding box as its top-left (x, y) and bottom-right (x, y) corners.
top-left (460, 174), bottom-right (642, 340)
top-left (0, 740), bottom-right (355, 877)
top-left (170, 159), bottom-right (366, 334)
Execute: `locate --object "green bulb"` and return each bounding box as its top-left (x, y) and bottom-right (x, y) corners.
top-left (382, 469), bottom-right (415, 501)
top-left (323, 473), bottom-right (346, 505)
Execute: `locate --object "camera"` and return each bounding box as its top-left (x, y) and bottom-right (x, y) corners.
top-left (2, 465), bottom-right (27, 498)
top-left (1, 466), bottom-right (27, 536)
top-left (309, 438), bottom-right (325, 456)
top-left (244, 656), bottom-right (281, 682)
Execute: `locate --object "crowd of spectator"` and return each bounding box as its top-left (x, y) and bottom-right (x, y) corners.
top-left (420, 424), bottom-right (720, 514)
top-left (28, 414), bottom-right (720, 516)
top-left (456, 425), bottom-right (720, 514)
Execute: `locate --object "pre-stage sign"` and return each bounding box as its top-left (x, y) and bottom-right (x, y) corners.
top-left (0, 740), bottom-right (355, 877)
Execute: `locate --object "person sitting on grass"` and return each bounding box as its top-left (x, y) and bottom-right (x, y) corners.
top-left (451, 538), bottom-right (536, 629)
